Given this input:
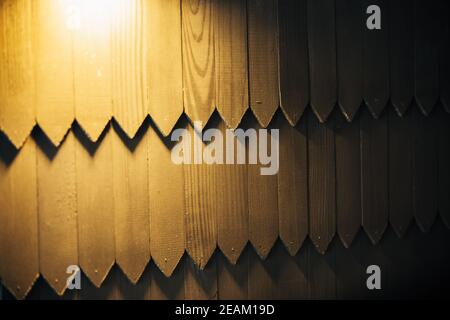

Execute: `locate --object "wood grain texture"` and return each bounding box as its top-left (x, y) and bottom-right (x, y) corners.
top-left (148, 126), bottom-right (185, 277)
top-left (214, 0), bottom-right (248, 129)
top-left (389, 107), bottom-right (413, 237)
top-left (36, 131), bottom-right (78, 296)
top-left (335, 0), bottom-right (363, 121)
top-left (0, 0), bottom-right (35, 148)
top-left (33, 0), bottom-right (74, 146)
top-left (112, 124), bottom-right (150, 284)
top-left (184, 257), bottom-right (217, 300)
top-left (278, 115), bottom-right (308, 255)
top-left (438, 105), bottom-right (450, 228)
top-left (360, 108), bottom-right (388, 244)
top-left (412, 106), bottom-right (438, 232)
top-left (389, 0), bottom-right (414, 116)
top-left (182, 0), bottom-right (216, 125)
top-left (278, 0), bottom-right (309, 125)
top-left (247, 0), bottom-right (279, 127)
top-left (307, 111), bottom-right (336, 254)
top-left (217, 250), bottom-right (248, 300)
top-left (414, 0), bottom-right (440, 114)
top-left (73, 0), bottom-right (113, 142)
top-left (0, 138), bottom-right (38, 299)
top-left (307, 0), bottom-right (337, 122)
top-left (335, 113), bottom-right (361, 248)
top-left (111, 0), bottom-right (148, 138)
top-left (147, 0), bottom-right (183, 136)
top-left (362, 0), bottom-right (389, 118)
top-left (75, 126), bottom-right (114, 288)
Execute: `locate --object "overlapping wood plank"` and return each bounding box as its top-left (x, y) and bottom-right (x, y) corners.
top-left (75, 126), bottom-right (114, 288)
top-left (335, 0), bottom-right (363, 121)
top-left (148, 125), bottom-right (185, 277)
top-left (33, 0), bottom-right (74, 146)
top-left (0, 0), bottom-right (35, 148)
top-left (112, 124), bottom-right (150, 283)
top-left (184, 257), bottom-right (217, 300)
top-left (278, 0), bottom-right (309, 125)
top-left (36, 131), bottom-right (77, 296)
top-left (360, 108), bottom-right (388, 244)
top-left (307, 0), bottom-right (337, 122)
top-left (437, 105), bottom-right (450, 228)
top-left (182, 0), bottom-right (216, 125)
top-left (217, 250), bottom-right (249, 300)
top-left (247, 0), bottom-right (279, 127)
top-left (308, 110), bottom-right (336, 253)
top-left (363, 0), bottom-right (389, 118)
top-left (278, 115), bottom-right (308, 255)
top-left (111, 0), bottom-right (148, 138)
top-left (389, 0), bottom-right (414, 116)
top-left (214, 0), bottom-right (248, 129)
top-left (0, 138), bottom-right (38, 299)
top-left (147, 0), bottom-right (183, 136)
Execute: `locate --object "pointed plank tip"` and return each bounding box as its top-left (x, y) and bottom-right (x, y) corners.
top-left (363, 225), bottom-right (388, 245)
top-left (1, 273), bottom-right (39, 300)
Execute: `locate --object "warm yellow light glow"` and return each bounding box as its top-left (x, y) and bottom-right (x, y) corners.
top-left (62, 0), bottom-right (120, 32)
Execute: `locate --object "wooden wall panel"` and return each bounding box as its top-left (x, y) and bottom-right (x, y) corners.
top-left (182, 0), bottom-right (215, 125)
top-left (147, 0), bottom-right (183, 136)
top-left (217, 250), bottom-right (248, 300)
top-left (278, 0), bottom-right (309, 125)
top-left (149, 262), bottom-right (185, 300)
top-left (36, 132), bottom-right (78, 296)
top-left (247, 0), bottom-right (279, 127)
top-left (33, 0), bottom-right (74, 146)
top-left (0, 0), bottom-right (35, 149)
top-left (214, 0), bottom-right (248, 129)
top-left (184, 257), bottom-right (217, 300)
top-left (438, 106), bottom-right (450, 228)
top-left (309, 242), bottom-right (336, 299)
top-left (0, 138), bottom-right (38, 300)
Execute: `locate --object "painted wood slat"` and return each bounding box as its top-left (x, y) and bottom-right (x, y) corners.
top-left (414, 0), bottom-right (440, 115)
top-left (111, 0), bottom-right (148, 138)
top-left (308, 110), bottom-right (336, 254)
top-left (112, 124), bottom-right (150, 284)
top-left (360, 108), bottom-right (388, 244)
top-left (36, 131), bottom-right (78, 296)
top-left (278, 115), bottom-right (308, 255)
top-left (388, 107), bottom-right (413, 237)
top-left (335, 0), bottom-right (363, 121)
top-left (148, 126), bottom-right (185, 277)
top-left (278, 0), bottom-right (309, 125)
top-left (33, 0), bottom-right (74, 146)
top-left (363, 0), bottom-right (389, 118)
top-left (389, 0), bottom-right (414, 116)
top-left (0, 0), bottom-right (35, 148)
top-left (75, 126), bottom-right (115, 288)
top-left (307, 0), bottom-right (337, 123)
top-left (438, 105), bottom-right (450, 228)
top-left (147, 0), bottom-right (183, 136)
top-left (214, 0), bottom-right (248, 129)
top-left (247, 0), bottom-right (279, 128)
top-left (0, 138), bottom-right (39, 299)
top-left (182, 0), bottom-right (215, 125)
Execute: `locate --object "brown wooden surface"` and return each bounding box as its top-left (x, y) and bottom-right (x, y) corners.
top-left (184, 257), bottom-right (217, 300)
top-left (217, 250), bottom-right (249, 300)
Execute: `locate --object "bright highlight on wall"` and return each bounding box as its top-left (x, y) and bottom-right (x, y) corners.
top-left (63, 0), bottom-right (120, 31)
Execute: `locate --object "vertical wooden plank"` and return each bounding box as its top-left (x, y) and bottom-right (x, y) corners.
top-left (412, 106), bottom-right (438, 232)
top-left (438, 105), bottom-right (450, 227)
top-left (182, 0), bottom-right (215, 125)
top-left (111, 0), bottom-right (148, 138)
top-left (184, 257), bottom-right (217, 300)
top-left (308, 241), bottom-right (336, 299)
top-left (73, 0), bottom-right (113, 142)
top-left (389, 107), bottom-right (413, 237)
top-left (217, 250), bottom-right (248, 300)
top-left (363, 0), bottom-right (389, 118)
top-left (335, 113), bottom-right (361, 248)
top-left (214, 0), bottom-right (248, 129)
top-left (414, 0), bottom-right (440, 115)
top-left (75, 125), bottom-right (114, 288)
top-left (112, 124), bottom-right (150, 284)
top-left (278, 0), bottom-right (309, 125)
top-left (307, 0), bottom-right (337, 122)
top-left (247, 0), bottom-right (279, 127)
top-left (307, 110), bottom-right (336, 254)
top-left (0, 138), bottom-right (38, 299)
top-left (335, 237), bottom-right (365, 299)
top-left (440, 0), bottom-right (450, 112)
top-left (278, 115), bottom-right (308, 255)
top-left (36, 131), bottom-right (78, 296)
top-left (335, 0), bottom-right (363, 121)
top-left (150, 262), bottom-right (185, 300)
top-left (360, 108), bottom-right (388, 244)
top-left (0, 0), bottom-right (35, 148)
top-left (389, 0), bottom-right (414, 116)
top-left (148, 125), bottom-right (185, 277)
top-left (147, 0), bottom-right (183, 136)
